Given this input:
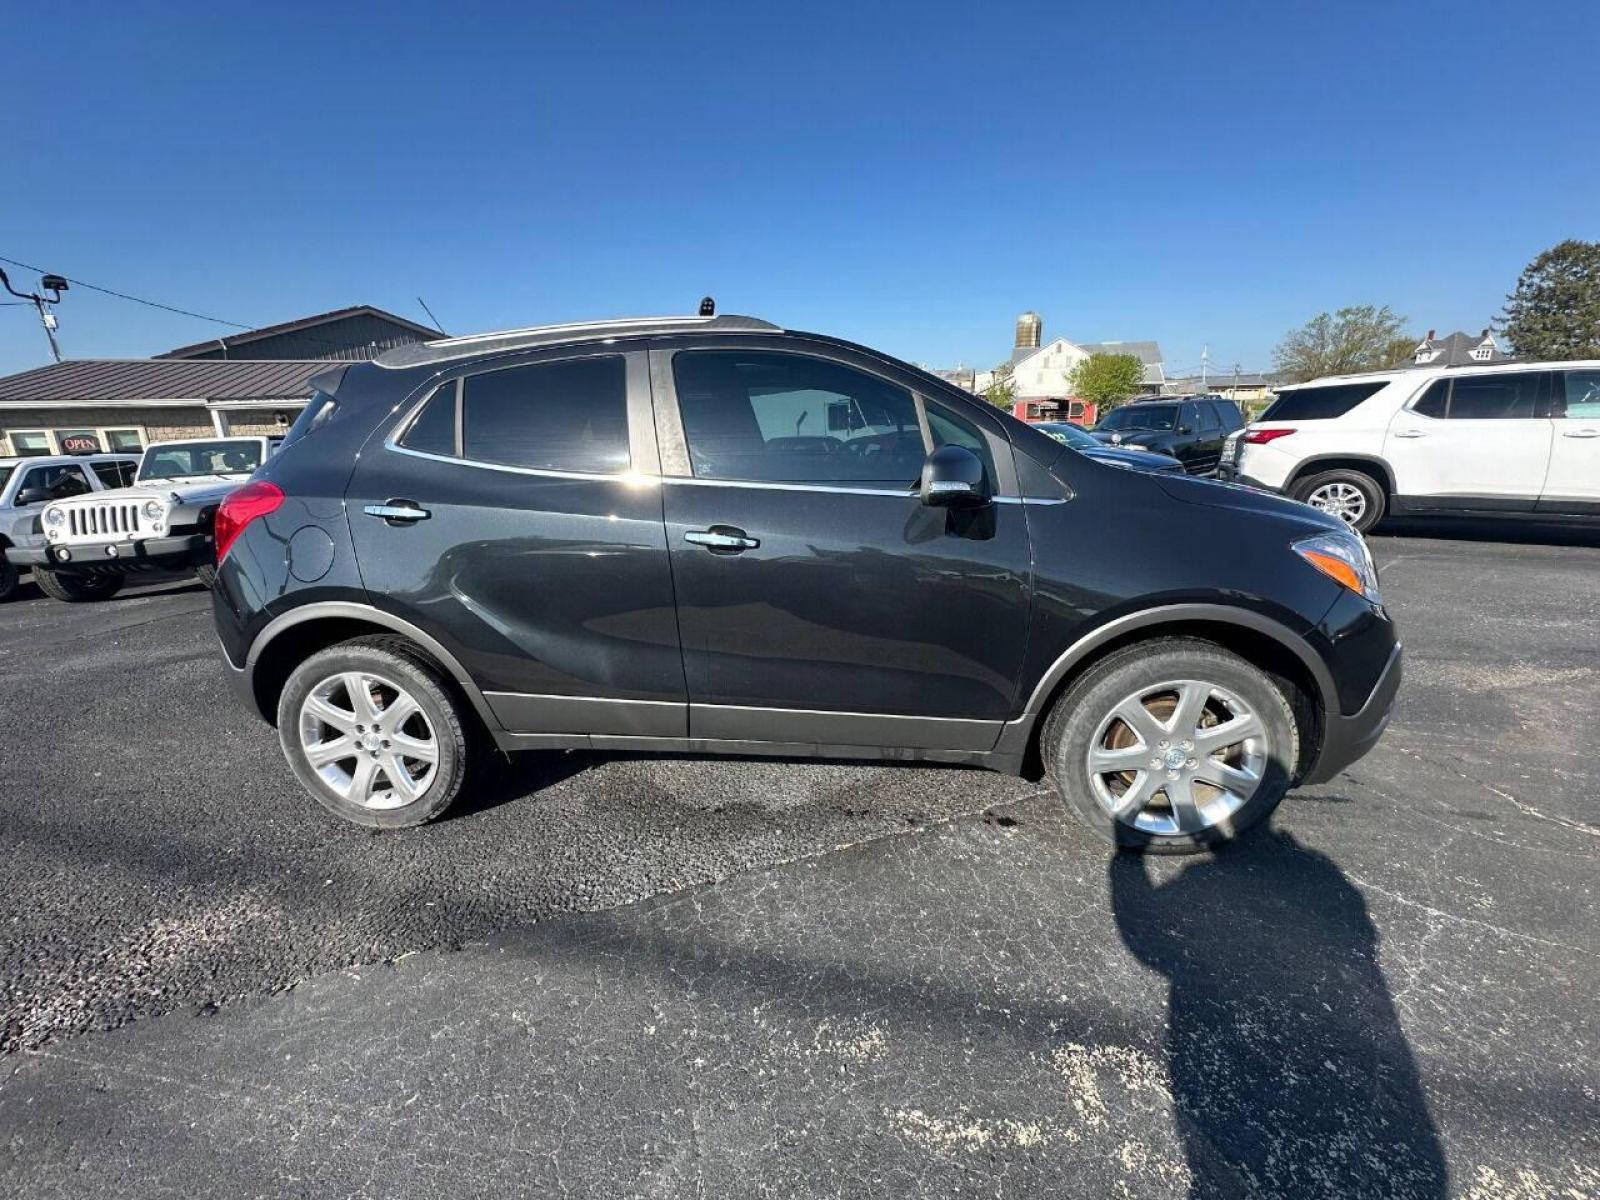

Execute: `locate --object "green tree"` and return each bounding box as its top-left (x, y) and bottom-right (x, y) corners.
top-left (1272, 306), bottom-right (1414, 383)
top-left (982, 364), bottom-right (1016, 410)
top-left (1497, 240), bottom-right (1600, 360)
top-left (1068, 353), bottom-right (1145, 412)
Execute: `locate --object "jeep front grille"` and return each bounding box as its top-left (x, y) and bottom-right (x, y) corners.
top-left (64, 502), bottom-right (143, 542)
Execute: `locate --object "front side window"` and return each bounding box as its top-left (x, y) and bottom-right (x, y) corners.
top-left (1560, 370), bottom-right (1600, 418)
top-left (673, 350), bottom-right (924, 484)
top-left (20, 464), bottom-right (92, 501)
top-left (1098, 405), bottom-right (1176, 432)
top-left (460, 356), bottom-right (629, 474)
top-left (138, 440), bottom-right (263, 481)
top-left (926, 401), bottom-right (997, 486)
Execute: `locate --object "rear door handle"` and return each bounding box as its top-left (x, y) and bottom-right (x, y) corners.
top-left (684, 526), bottom-right (759, 553)
top-left (364, 500), bottom-right (431, 524)
top-left (1392, 429), bottom-right (1426, 439)
top-left (1561, 428), bottom-right (1600, 438)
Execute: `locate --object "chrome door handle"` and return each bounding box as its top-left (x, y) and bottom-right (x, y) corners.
top-left (364, 500), bottom-right (431, 523)
top-left (1561, 428), bottom-right (1600, 438)
top-left (684, 527), bottom-right (760, 553)
top-left (1392, 429), bottom-right (1426, 439)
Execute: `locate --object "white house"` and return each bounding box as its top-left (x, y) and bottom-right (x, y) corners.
top-left (1009, 337), bottom-right (1165, 401)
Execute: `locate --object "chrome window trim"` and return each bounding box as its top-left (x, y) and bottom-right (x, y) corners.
top-left (385, 439), bottom-right (655, 486)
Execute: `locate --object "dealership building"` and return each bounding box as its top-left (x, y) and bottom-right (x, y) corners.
top-left (0, 306), bottom-right (436, 458)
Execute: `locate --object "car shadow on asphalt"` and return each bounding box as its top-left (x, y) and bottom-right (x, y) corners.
top-left (1372, 516), bottom-right (1600, 548)
top-left (444, 750), bottom-right (601, 821)
top-left (1109, 825), bottom-right (1448, 1197)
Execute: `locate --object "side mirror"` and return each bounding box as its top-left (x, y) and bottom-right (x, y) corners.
top-left (14, 486), bottom-right (48, 506)
top-left (1178, 425), bottom-right (1193, 435)
top-left (919, 444), bottom-right (991, 508)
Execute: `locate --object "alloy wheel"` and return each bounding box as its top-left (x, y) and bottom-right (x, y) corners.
top-left (1084, 679), bottom-right (1269, 836)
top-left (297, 671), bottom-right (439, 809)
top-left (1306, 481), bottom-right (1367, 525)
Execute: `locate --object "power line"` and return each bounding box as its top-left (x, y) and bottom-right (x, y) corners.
top-left (0, 253), bottom-right (253, 330)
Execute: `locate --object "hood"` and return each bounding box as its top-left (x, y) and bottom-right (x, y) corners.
top-left (1084, 446), bottom-right (1183, 472)
top-left (1154, 472), bottom-right (1344, 532)
top-left (1093, 430), bottom-right (1167, 448)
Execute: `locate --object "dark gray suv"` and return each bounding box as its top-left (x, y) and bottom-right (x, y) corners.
top-left (212, 314), bottom-right (1399, 853)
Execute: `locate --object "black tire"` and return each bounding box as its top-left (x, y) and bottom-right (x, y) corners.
top-left (0, 554), bottom-right (18, 603)
top-left (33, 567), bottom-right (125, 603)
top-left (1041, 637), bottom-right (1300, 854)
top-left (1291, 468), bottom-right (1386, 534)
top-left (195, 563), bottom-right (218, 590)
top-left (276, 634), bottom-right (471, 829)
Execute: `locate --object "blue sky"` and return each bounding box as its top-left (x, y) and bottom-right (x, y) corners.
top-left (2, 0), bottom-right (1596, 378)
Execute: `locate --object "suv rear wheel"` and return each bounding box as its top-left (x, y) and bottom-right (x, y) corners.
top-left (1291, 468), bottom-right (1385, 533)
top-left (1041, 638), bottom-right (1299, 853)
top-left (33, 567), bottom-right (125, 603)
top-left (276, 635), bottom-right (472, 829)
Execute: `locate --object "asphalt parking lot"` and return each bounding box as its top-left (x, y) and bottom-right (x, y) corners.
top-left (2, 520), bottom-right (1597, 1199)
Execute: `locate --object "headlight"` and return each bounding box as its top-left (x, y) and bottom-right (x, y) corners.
top-left (141, 499), bottom-right (163, 520)
top-left (43, 506), bottom-right (65, 528)
top-left (1293, 531), bottom-right (1380, 603)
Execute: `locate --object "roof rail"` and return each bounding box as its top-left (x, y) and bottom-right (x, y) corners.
top-left (373, 314), bottom-right (782, 369)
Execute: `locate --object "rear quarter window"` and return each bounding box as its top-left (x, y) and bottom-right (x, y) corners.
top-left (1259, 381), bottom-right (1387, 422)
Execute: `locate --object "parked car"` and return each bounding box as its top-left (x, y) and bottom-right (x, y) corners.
top-left (1092, 395), bottom-right (1244, 474)
top-left (5, 436), bottom-right (274, 601)
top-left (1219, 362), bottom-right (1600, 533)
top-left (1033, 421), bottom-right (1184, 473)
top-left (212, 314), bottom-right (1398, 854)
top-left (0, 453), bottom-right (140, 601)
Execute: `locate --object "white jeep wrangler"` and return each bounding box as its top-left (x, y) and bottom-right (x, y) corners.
top-left (4, 436), bottom-right (276, 602)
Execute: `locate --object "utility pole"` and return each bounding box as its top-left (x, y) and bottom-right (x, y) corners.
top-left (1232, 361), bottom-right (1241, 399)
top-left (1200, 344), bottom-right (1209, 390)
top-left (0, 268), bottom-right (69, 362)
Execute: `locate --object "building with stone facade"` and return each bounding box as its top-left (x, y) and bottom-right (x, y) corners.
top-left (0, 306), bottom-right (436, 457)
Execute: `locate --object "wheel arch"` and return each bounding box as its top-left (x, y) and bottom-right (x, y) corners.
top-left (1284, 455), bottom-right (1395, 497)
top-left (243, 602), bottom-right (504, 735)
top-left (1006, 604), bottom-right (1334, 781)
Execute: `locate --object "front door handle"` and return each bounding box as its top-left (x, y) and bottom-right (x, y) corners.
top-left (364, 499), bottom-right (431, 524)
top-left (1561, 428), bottom-right (1600, 438)
top-left (684, 526), bottom-right (760, 554)
top-left (1392, 429), bottom-right (1426, 439)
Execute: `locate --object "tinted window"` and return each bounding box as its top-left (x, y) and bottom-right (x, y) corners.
top-left (1561, 370), bottom-right (1600, 418)
top-left (1260, 381), bottom-right (1387, 422)
top-left (461, 357), bottom-right (629, 474)
top-left (1444, 372), bottom-right (1542, 420)
top-left (1098, 405), bottom-right (1176, 432)
top-left (400, 383), bottom-right (457, 456)
top-left (1211, 400), bottom-right (1244, 430)
top-left (1412, 379), bottom-right (1449, 419)
top-left (91, 461), bottom-right (136, 488)
top-left (280, 391), bottom-right (341, 453)
top-left (674, 350), bottom-right (924, 484)
top-left (21, 464), bottom-right (92, 500)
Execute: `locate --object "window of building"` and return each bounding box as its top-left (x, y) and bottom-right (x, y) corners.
top-left (674, 350), bottom-right (924, 485)
top-left (105, 429), bottom-right (145, 452)
top-left (461, 356), bottom-right (629, 474)
top-left (6, 430), bottom-right (51, 457)
top-left (54, 429), bottom-right (104, 454)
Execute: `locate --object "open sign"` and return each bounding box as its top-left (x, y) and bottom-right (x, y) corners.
top-left (59, 433), bottom-right (102, 454)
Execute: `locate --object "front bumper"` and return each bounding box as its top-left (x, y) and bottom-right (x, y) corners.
top-left (1303, 641), bottom-right (1402, 784)
top-left (6, 533), bottom-right (211, 570)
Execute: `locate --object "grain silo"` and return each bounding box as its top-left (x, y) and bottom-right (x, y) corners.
top-left (1015, 311), bottom-right (1042, 351)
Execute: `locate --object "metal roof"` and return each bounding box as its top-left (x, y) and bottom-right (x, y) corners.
top-left (374, 314), bottom-right (783, 369)
top-left (0, 359), bottom-right (333, 405)
top-left (156, 305), bottom-right (441, 360)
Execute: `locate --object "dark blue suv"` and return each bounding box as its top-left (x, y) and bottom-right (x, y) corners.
top-left (212, 314), bottom-right (1399, 853)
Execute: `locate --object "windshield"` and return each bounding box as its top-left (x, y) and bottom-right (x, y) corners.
top-left (1035, 422), bottom-right (1099, 449)
top-left (137, 440), bottom-right (262, 482)
top-left (1098, 405), bottom-right (1176, 432)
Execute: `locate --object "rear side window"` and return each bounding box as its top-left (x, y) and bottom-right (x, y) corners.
top-left (91, 461), bottom-right (136, 488)
top-left (1259, 381), bottom-right (1386, 422)
top-left (461, 356), bottom-right (629, 474)
top-left (1211, 401), bottom-right (1243, 431)
top-left (1195, 403), bottom-right (1220, 432)
top-left (400, 381), bottom-right (458, 456)
top-left (673, 350), bottom-right (925, 485)
top-left (1413, 372), bottom-right (1545, 420)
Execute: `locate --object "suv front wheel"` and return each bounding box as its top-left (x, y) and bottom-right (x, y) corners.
top-left (277, 635), bottom-right (472, 828)
top-left (1042, 638), bottom-right (1300, 853)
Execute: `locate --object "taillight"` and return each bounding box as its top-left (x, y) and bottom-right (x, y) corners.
top-left (1242, 428), bottom-right (1297, 445)
top-left (214, 481), bottom-right (284, 563)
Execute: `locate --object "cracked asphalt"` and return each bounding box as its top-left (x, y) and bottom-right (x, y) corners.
top-left (1, 518), bottom-right (1597, 1198)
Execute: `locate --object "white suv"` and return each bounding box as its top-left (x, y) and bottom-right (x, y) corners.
top-left (1219, 361), bottom-right (1600, 532)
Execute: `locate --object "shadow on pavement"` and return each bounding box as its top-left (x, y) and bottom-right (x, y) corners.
top-left (1109, 826), bottom-right (1448, 1198)
top-left (1373, 516), bottom-right (1600, 548)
